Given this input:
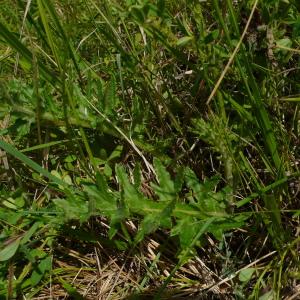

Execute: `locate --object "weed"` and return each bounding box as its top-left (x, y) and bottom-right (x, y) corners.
top-left (0, 0), bottom-right (300, 298)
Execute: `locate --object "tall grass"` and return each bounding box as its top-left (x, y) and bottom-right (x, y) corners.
top-left (0, 0), bottom-right (300, 298)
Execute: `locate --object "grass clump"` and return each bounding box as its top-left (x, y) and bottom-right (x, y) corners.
top-left (0, 0), bottom-right (300, 299)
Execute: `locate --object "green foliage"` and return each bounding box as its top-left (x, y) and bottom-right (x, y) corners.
top-left (84, 160), bottom-right (248, 250)
top-left (239, 268), bottom-right (256, 283)
top-left (0, 237), bottom-right (21, 262)
top-left (0, 0), bottom-right (300, 298)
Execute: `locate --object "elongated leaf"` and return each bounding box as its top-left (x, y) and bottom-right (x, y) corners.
top-left (176, 36), bottom-right (193, 46)
top-left (21, 222), bottom-right (42, 245)
top-left (0, 22), bottom-right (58, 84)
top-left (104, 76), bottom-right (117, 115)
top-left (133, 163), bottom-right (142, 188)
top-left (0, 140), bottom-right (69, 189)
top-left (38, 0), bottom-right (82, 78)
top-left (0, 237), bottom-right (21, 261)
top-left (37, 0), bottom-right (60, 68)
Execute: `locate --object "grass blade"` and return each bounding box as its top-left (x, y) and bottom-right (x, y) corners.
top-left (0, 139), bottom-right (69, 189)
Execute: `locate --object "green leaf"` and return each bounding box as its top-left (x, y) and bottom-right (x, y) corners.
top-left (108, 203), bottom-right (129, 239)
top-left (238, 267), bottom-right (255, 283)
top-left (107, 145), bottom-right (123, 161)
top-left (134, 214), bottom-right (160, 244)
top-left (176, 36), bottom-right (193, 46)
top-left (204, 29), bottom-right (219, 43)
top-left (184, 168), bottom-right (204, 202)
top-left (0, 22), bottom-right (57, 85)
top-left (104, 164), bottom-right (112, 177)
top-left (171, 217), bottom-right (202, 249)
top-left (151, 159), bottom-right (176, 201)
top-left (133, 163), bottom-right (142, 188)
top-left (53, 195), bottom-right (89, 223)
top-left (0, 140), bottom-right (70, 190)
top-left (64, 155), bottom-right (77, 163)
top-left (276, 38), bottom-right (292, 49)
top-left (22, 247), bottom-right (47, 263)
top-left (208, 214), bottom-right (249, 240)
top-left (185, 168), bottom-right (226, 214)
top-left (173, 167), bottom-right (185, 193)
top-left (83, 183), bottom-right (117, 217)
top-left (37, 0), bottom-right (81, 78)
top-left (116, 165), bottom-right (148, 212)
top-left (0, 237), bottom-right (21, 261)
top-left (2, 199), bottom-right (17, 210)
top-left (59, 278), bottom-right (84, 300)
top-left (104, 76), bottom-right (118, 115)
top-left (30, 256), bottom-right (52, 286)
top-left (21, 222), bottom-right (42, 245)
top-left (134, 199), bottom-right (175, 244)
